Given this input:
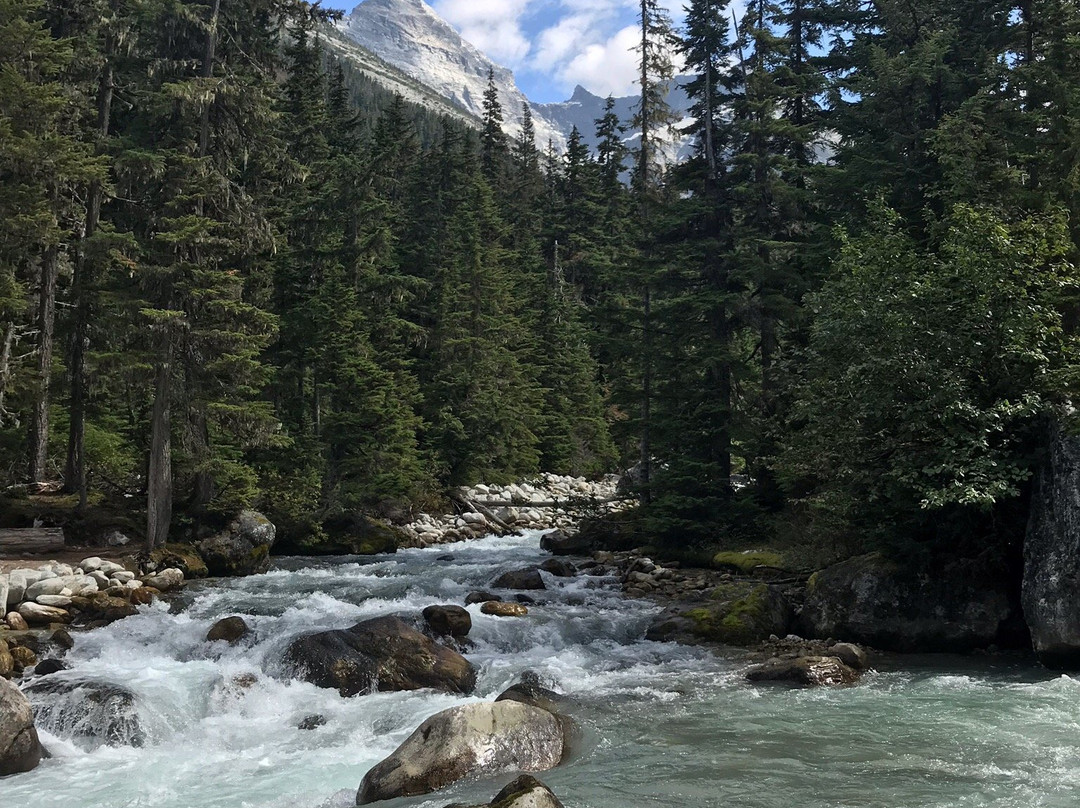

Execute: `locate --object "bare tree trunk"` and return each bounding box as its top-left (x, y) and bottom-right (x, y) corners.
top-left (0, 323), bottom-right (15, 424)
top-left (29, 247), bottom-right (59, 484)
top-left (146, 342), bottom-right (174, 550)
top-left (65, 32), bottom-right (116, 507)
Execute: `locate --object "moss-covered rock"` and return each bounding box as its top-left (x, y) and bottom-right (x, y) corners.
top-left (136, 543), bottom-right (209, 579)
top-left (711, 550), bottom-right (786, 575)
top-left (682, 583), bottom-right (792, 646)
top-left (196, 510), bottom-right (276, 577)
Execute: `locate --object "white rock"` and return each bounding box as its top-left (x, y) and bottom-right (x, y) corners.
top-left (143, 568), bottom-right (183, 592)
top-left (23, 578), bottom-right (71, 601)
top-left (123, 580), bottom-right (143, 591)
top-left (51, 564), bottom-right (75, 577)
top-left (111, 571), bottom-right (136, 584)
top-left (18, 602), bottom-right (70, 625)
top-left (99, 561), bottom-right (125, 576)
top-left (79, 556), bottom-right (106, 573)
top-left (0, 576), bottom-right (7, 612)
top-left (35, 594), bottom-right (72, 608)
top-left (89, 571), bottom-right (111, 589)
top-left (462, 512), bottom-right (486, 525)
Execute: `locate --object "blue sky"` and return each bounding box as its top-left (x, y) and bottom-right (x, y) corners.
top-left (325, 0), bottom-right (690, 103)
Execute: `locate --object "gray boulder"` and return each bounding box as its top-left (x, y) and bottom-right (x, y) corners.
top-left (356, 700), bottom-right (565, 803)
top-left (0, 677), bottom-right (45, 775)
top-left (799, 553), bottom-right (1015, 652)
top-left (1024, 426), bottom-right (1080, 668)
top-left (196, 510), bottom-right (276, 577)
top-left (284, 615), bottom-right (476, 697)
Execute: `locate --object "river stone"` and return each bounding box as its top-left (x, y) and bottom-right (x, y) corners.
top-left (23, 577), bottom-right (72, 601)
top-left (1023, 426), bottom-right (1080, 668)
top-left (142, 568), bottom-right (184, 592)
top-left (0, 677), bottom-right (44, 775)
top-left (488, 775), bottom-right (565, 808)
top-left (207, 616), bottom-right (250, 644)
top-left (68, 593), bottom-right (138, 623)
top-left (0, 640), bottom-right (12, 678)
top-left (481, 601), bottom-right (528, 617)
top-left (33, 659), bottom-right (67, 677)
top-left (137, 543), bottom-right (209, 579)
top-left (422, 605), bottom-right (472, 639)
top-left (798, 553), bottom-right (1015, 653)
top-left (492, 568), bottom-right (546, 591)
top-left (25, 677), bottom-right (145, 748)
top-left (6, 612), bottom-right (29, 631)
top-left (746, 655), bottom-right (860, 687)
top-left (10, 646), bottom-right (37, 672)
top-left (539, 559), bottom-right (576, 578)
top-left (539, 529), bottom-right (592, 556)
top-left (196, 510), bottom-right (276, 577)
top-left (35, 594), bottom-right (73, 608)
top-left (828, 642), bottom-right (869, 670)
top-left (284, 615), bottom-right (476, 697)
top-left (464, 591), bottom-right (500, 605)
top-left (356, 701), bottom-right (565, 804)
top-left (18, 602), bottom-right (71, 625)
top-left (0, 576), bottom-right (7, 614)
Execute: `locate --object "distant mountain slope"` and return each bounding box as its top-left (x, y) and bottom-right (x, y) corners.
top-left (335, 0), bottom-right (692, 158)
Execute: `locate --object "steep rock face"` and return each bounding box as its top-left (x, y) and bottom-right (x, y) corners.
top-left (799, 553), bottom-right (1015, 652)
top-left (356, 700), bottom-right (565, 803)
top-left (1023, 427), bottom-right (1080, 668)
top-left (284, 616), bottom-right (476, 697)
top-left (339, 0), bottom-right (563, 148)
top-left (0, 677), bottom-right (44, 776)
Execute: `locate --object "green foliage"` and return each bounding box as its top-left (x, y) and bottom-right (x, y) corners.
top-left (784, 203), bottom-right (1078, 540)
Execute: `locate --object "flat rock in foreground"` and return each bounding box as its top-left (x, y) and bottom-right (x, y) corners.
top-left (357, 700), bottom-right (565, 804)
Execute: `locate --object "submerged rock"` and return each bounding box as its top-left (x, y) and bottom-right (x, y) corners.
top-left (284, 615), bottom-right (476, 697)
top-left (24, 676), bottom-right (145, 749)
top-left (799, 553), bottom-right (1016, 653)
top-left (356, 700), bottom-right (565, 803)
top-left (196, 510), bottom-right (276, 577)
top-left (746, 655), bottom-right (860, 687)
top-left (0, 677), bottom-right (44, 775)
top-left (1023, 426), bottom-right (1080, 668)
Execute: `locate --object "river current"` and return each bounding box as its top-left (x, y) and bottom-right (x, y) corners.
top-left (4, 531), bottom-right (1080, 808)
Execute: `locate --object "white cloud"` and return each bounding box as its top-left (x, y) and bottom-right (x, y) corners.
top-left (430, 0), bottom-right (533, 66)
top-left (556, 24), bottom-right (641, 96)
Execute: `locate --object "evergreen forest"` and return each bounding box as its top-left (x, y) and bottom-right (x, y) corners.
top-left (2, 0), bottom-right (1080, 569)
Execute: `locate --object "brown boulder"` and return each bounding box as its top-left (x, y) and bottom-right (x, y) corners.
top-left (481, 601), bottom-right (528, 617)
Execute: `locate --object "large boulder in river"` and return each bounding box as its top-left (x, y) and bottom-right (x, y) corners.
top-left (492, 568), bottom-right (546, 591)
top-left (196, 510), bottom-right (276, 577)
top-left (1023, 426), bottom-right (1080, 668)
top-left (356, 700), bottom-right (565, 804)
top-left (798, 553), bottom-right (1016, 652)
top-left (284, 616), bottom-right (476, 697)
top-left (422, 605), bottom-right (471, 639)
top-left (0, 677), bottom-right (45, 775)
top-left (746, 655), bottom-right (860, 687)
top-left (540, 529), bottom-right (592, 556)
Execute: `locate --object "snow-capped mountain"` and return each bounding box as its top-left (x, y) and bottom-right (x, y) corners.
top-left (338, 0), bottom-right (566, 150)
top-left (336, 0), bottom-right (692, 158)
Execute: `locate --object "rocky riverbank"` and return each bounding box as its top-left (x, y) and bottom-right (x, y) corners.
top-left (396, 474), bottom-right (626, 548)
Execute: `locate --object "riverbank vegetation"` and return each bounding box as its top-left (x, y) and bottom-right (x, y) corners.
top-left (2, 0), bottom-right (1079, 566)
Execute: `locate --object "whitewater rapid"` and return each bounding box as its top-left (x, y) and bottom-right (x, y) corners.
top-left (4, 531), bottom-right (1080, 808)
